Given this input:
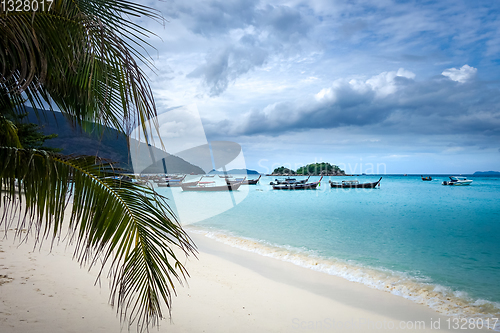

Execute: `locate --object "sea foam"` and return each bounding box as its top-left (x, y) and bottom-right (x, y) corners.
top-left (186, 225), bottom-right (500, 331)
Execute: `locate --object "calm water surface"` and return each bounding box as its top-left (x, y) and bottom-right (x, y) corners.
top-left (158, 175), bottom-right (500, 329)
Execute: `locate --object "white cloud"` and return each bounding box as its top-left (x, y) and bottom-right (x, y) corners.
top-left (366, 68), bottom-right (415, 98)
top-left (129, 1), bottom-right (500, 173)
top-left (207, 65), bottom-right (500, 143)
top-left (442, 64), bottom-right (477, 83)
top-left (315, 68), bottom-right (415, 102)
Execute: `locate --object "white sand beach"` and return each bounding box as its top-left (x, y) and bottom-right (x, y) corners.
top-left (0, 203), bottom-right (489, 333)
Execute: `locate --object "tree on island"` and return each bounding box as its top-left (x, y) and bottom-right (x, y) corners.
top-left (296, 162), bottom-right (345, 175)
top-left (0, 2), bottom-right (195, 331)
top-left (272, 163), bottom-right (345, 175)
top-left (272, 166), bottom-right (296, 175)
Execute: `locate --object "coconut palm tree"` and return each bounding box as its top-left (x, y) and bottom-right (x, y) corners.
top-left (0, 1), bottom-right (196, 331)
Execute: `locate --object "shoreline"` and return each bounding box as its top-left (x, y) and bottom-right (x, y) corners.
top-left (0, 221), bottom-right (491, 332)
top-left (185, 226), bottom-right (500, 330)
top-left (175, 232), bottom-right (490, 332)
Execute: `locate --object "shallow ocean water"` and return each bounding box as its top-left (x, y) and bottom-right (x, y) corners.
top-left (158, 175), bottom-right (500, 330)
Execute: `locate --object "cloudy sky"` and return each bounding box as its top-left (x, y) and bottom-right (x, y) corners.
top-left (136, 0), bottom-right (500, 174)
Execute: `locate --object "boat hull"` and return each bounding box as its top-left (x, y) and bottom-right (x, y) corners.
top-left (227, 175), bottom-right (262, 185)
top-left (158, 180), bottom-right (200, 187)
top-left (442, 176), bottom-right (473, 186)
top-left (181, 182), bottom-right (243, 191)
top-left (329, 177), bottom-right (382, 189)
top-left (443, 181), bottom-right (473, 186)
top-left (270, 176), bottom-right (310, 186)
top-left (272, 177), bottom-right (322, 190)
top-left (272, 182), bottom-right (320, 190)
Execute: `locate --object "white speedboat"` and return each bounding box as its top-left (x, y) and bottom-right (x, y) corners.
top-left (442, 176), bottom-right (473, 186)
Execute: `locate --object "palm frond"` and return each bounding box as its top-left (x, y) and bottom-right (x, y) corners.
top-left (0, 0), bottom-right (162, 143)
top-left (0, 115), bottom-right (22, 148)
top-left (0, 147), bottom-right (196, 330)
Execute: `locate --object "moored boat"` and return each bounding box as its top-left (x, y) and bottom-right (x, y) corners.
top-left (165, 175), bottom-right (186, 181)
top-left (181, 181), bottom-right (243, 191)
top-left (270, 176), bottom-right (310, 186)
top-left (329, 177), bottom-right (382, 189)
top-left (442, 176), bottom-right (473, 186)
top-left (159, 175), bottom-right (185, 187)
top-left (158, 179), bottom-right (202, 187)
top-left (421, 176), bottom-right (432, 181)
top-left (226, 175), bottom-right (262, 185)
top-left (157, 175), bottom-right (206, 187)
top-left (272, 177), bottom-right (322, 190)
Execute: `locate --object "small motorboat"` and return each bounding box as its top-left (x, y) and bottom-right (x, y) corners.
top-left (442, 176), bottom-right (473, 186)
top-left (421, 176), bottom-right (432, 181)
top-left (329, 177), bottom-right (382, 189)
top-left (272, 177), bottom-right (322, 190)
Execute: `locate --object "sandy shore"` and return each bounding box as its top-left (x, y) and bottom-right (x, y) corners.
top-left (0, 204), bottom-right (489, 332)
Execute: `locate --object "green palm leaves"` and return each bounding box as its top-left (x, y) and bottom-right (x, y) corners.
top-left (1, 1), bottom-right (197, 331)
top-left (0, 116), bottom-right (22, 148)
top-left (1, 1), bottom-right (160, 135)
top-left (1, 147), bottom-right (196, 329)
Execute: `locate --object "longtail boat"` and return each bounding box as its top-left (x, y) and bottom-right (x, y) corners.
top-left (270, 176), bottom-right (310, 185)
top-left (245, 175), bottom-right (261, 185)
top-left (329, 177), bottom-right (382, 189)
top-left (272, 177), bottom-right (322, 190)
top-left (167, 174), bottom-right (186, 180)
top-left (181, 181), bottom-right (243, 191)
top-left (158, 176), bottom-right (203, 187)
top-left (226, 175), bottom-right (262, 185)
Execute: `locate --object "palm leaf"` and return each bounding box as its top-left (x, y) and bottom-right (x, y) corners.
top-left (0, 115), bottom-right (22, 148)
top-left (0, 0), bottom-right (162, 144)
top-left (0, 147), bottom-right (197, 330)
top-left (0, 3), bottom-right (193, 330)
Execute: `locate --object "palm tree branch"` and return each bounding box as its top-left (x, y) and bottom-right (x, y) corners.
top-left (0, 147), bottom-right (196, 330)
top-left (1, 1), bottom-right (162, 142)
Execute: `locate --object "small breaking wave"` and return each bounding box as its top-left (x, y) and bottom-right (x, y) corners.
top-left (186, 225), bottom-right (500, 331)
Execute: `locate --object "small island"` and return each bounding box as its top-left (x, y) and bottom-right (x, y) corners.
top-left (270, 162), bottom-right (346, 176)
top-left (473, 171), bottom-right (500, 175)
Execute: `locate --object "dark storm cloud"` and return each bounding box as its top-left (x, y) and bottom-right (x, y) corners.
top-left (165, 0), bottom-right (314, 96)
top-left (161, 0), bottom-right (257, 37)
top-left (256, 4), bottom-right (312, 42)
top-left (163, 0), bottom-right (311, 39)
top-left (187, 41), bottom-right (268, 96)
top-left (204, 70), bottom-right (500, 139)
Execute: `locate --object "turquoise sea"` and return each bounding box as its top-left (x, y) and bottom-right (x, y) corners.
top-left (157, 175), bottom-right (500, 330)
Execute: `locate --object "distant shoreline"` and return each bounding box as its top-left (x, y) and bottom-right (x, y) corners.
top-left (473, 171), bottom-right (500, 175)
top-left (267, 173), bottom-right (350, 176)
